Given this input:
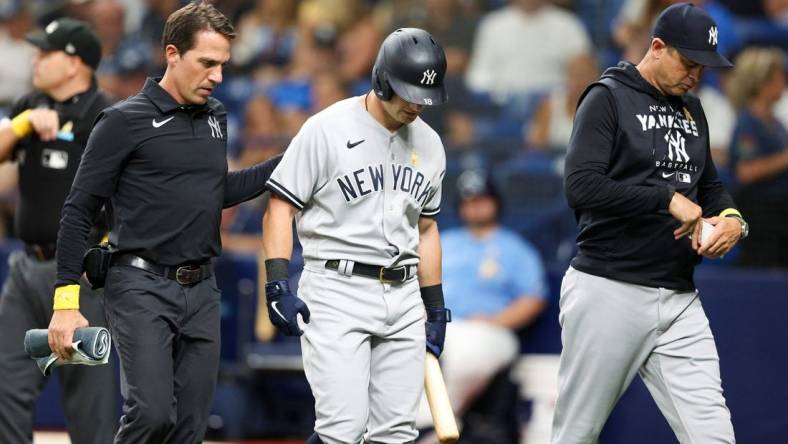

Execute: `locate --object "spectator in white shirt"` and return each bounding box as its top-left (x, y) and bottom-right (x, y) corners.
top-left (465, 0), bottom-right (591, 101)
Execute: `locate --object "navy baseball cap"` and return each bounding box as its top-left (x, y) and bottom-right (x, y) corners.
top-left (653, 3), bottom-right (732, 68)
top-left (25, 18), bottom-right (102, 69)
top-left (457, 170), bottom-right (500, 202)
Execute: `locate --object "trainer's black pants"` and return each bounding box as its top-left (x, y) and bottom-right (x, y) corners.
top-left (0, 250), bottom-right (118, 444)
top-left (104, 264), bottom-right (220, 444)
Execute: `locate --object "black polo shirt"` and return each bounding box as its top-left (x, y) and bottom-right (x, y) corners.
top-left (72, 78), bottom-right (230, 265)
top-left (9, 82), bottom-right (111, 245)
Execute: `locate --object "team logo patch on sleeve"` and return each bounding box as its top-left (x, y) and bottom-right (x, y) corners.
top-left (41, 149), bottom-right (69, 169)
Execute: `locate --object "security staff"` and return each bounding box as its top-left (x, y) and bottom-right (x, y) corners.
top-left (48, 3), bottom-right (280, 443)
top-left (0, 18), bottom-right (117, 443)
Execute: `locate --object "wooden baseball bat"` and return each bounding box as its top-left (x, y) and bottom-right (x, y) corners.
top-left (424, 353), bottom-right (459, 443)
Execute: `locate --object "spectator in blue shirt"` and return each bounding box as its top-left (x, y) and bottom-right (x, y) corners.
top-left (726, 47), bottom-right (788, 268)
top-left (416, 169), bottom-right (547, 430)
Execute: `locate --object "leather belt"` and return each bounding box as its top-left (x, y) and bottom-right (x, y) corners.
top-left (112, 254), bottom-right (212, 286)
top-left (325, 260), bottom-right (416, 283)
top-left (25, 243), bottom-right (57, 261)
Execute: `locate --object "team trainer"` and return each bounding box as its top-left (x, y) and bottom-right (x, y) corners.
top-left (48, 2), bottom-right (280, 442)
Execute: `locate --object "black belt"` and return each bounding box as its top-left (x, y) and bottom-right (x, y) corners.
top-left (325, 260), bottom-right (416, 283)
top-left (112, 254), bottom-right (212, 286)
top-left (25, 243), bottom-right (57, 261)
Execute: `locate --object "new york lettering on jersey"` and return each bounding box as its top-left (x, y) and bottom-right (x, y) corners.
top-left (336, 162), bottom-right (437, 208)
top-left (267, 96), bottom-right (445, 265)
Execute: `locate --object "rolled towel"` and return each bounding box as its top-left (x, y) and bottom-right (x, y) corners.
top-left (24, 327), bottom-right (111, 375)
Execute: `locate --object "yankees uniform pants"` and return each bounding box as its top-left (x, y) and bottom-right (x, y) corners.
top-left (0, 250), bottom-right (117, 444)
top-left (299, 262), bottom-right (426, 444)
top-left (552, 267), bottom-right (735, 444)
top-left (415, 320), bottom-right (518, 428)
top-left (103, 264), bottom-right (220, 444)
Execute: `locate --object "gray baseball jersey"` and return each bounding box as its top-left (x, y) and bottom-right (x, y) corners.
top-left (266, 96), bottom-right (445, 268)
top-left (266, 95), bottom-right (446, 443)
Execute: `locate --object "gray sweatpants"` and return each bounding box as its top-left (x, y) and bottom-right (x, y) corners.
top-left (551, 267), bottom-right (734, 444)
top-left (0, 250), bottom-right (118, 444)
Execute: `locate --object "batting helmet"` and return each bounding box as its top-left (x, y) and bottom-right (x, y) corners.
top-left (371, 28), bottom-right (448, 106)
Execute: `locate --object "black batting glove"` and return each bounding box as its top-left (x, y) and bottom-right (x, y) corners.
top-left (264, 280), bottom-right (310, 336)
top-left (425, 307), bottom-right (451, 357)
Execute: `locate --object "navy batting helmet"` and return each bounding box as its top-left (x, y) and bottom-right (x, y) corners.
top-left (371, 28), bottom-right (448, 106)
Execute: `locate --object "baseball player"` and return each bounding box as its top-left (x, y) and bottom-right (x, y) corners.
top-left (262, 28), bottom-right (452, 444)
top-left (553, 4), bottom-right (746, 443)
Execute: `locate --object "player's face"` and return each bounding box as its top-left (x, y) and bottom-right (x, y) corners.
top-left (459, 195), bottom-right (498, 228)
top-left (658, 47), bottom-right (704, 96)
top-left (32, 49), bottom-right (74, 93)
top-left (167, 30), bottom-right (230, 105)
top-left (382, 95), bottom-right (426, 125)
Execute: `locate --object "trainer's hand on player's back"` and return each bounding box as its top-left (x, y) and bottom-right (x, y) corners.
top-left (668, 192), bottom-right (702, 246)
top-left (265, 280), bottom-right (310, 336)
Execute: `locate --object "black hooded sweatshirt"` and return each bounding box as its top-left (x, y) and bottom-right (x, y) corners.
top-left (565, 62), bottom-right (735, 291)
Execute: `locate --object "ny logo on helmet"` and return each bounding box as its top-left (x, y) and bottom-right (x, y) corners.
top-left (708, 26), bottom-right (718, 46)
top-left (420, 69), bottom-right (437, 85)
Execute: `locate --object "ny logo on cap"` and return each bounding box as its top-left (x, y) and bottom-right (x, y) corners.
top-left (708, 26), bottom-right (718, 46)
top-left (420, 69), bottom-right (437, 85)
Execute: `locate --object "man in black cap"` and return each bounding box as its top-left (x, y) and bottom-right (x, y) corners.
top-left (0, 17), bottom-right (117, 444)
top-left (552, 3), bottom-right (745, 443)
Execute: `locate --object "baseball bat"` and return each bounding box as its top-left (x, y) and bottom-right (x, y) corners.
top-left (424, 353), bottom-right (459, 443)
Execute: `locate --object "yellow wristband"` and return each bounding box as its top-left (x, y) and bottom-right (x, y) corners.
top-left (53, 284), bottom-right (80, 310)
top-left (10, 109), bottom-right (32, 139)
top-left (719, 208), bottom-right (742, 218)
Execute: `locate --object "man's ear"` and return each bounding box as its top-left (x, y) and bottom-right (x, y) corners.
top-left (650, 37), bottom-right (668, 59)
top-left (164, 44), bottom-right (180, 66)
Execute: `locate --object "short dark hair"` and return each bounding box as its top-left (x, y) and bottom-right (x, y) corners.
top-left (162, 1), bottom-right (235, 55)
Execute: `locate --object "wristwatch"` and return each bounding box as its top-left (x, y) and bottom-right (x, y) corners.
top-left (725, 214), bottom-right (749, 239)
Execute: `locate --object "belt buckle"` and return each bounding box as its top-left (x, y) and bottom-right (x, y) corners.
top-left (393, 266), bottom-right (407, 282)
top-left (176, 266), bottom-right (199, 285)
top-left (378, 267), bottom-right (392, 284)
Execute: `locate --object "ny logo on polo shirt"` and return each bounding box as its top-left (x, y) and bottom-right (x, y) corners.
top-left (207, 115), bottom-right (223, 139)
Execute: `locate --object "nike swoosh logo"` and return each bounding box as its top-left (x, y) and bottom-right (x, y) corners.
top-left (662, 171), bottom-right (676, 179)
top-left (270, 301), bottom-right (287, 322)
top-left (346, 139), bottom-right (364, 149)
top-left (152, 116), bottom-right (175, 128)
